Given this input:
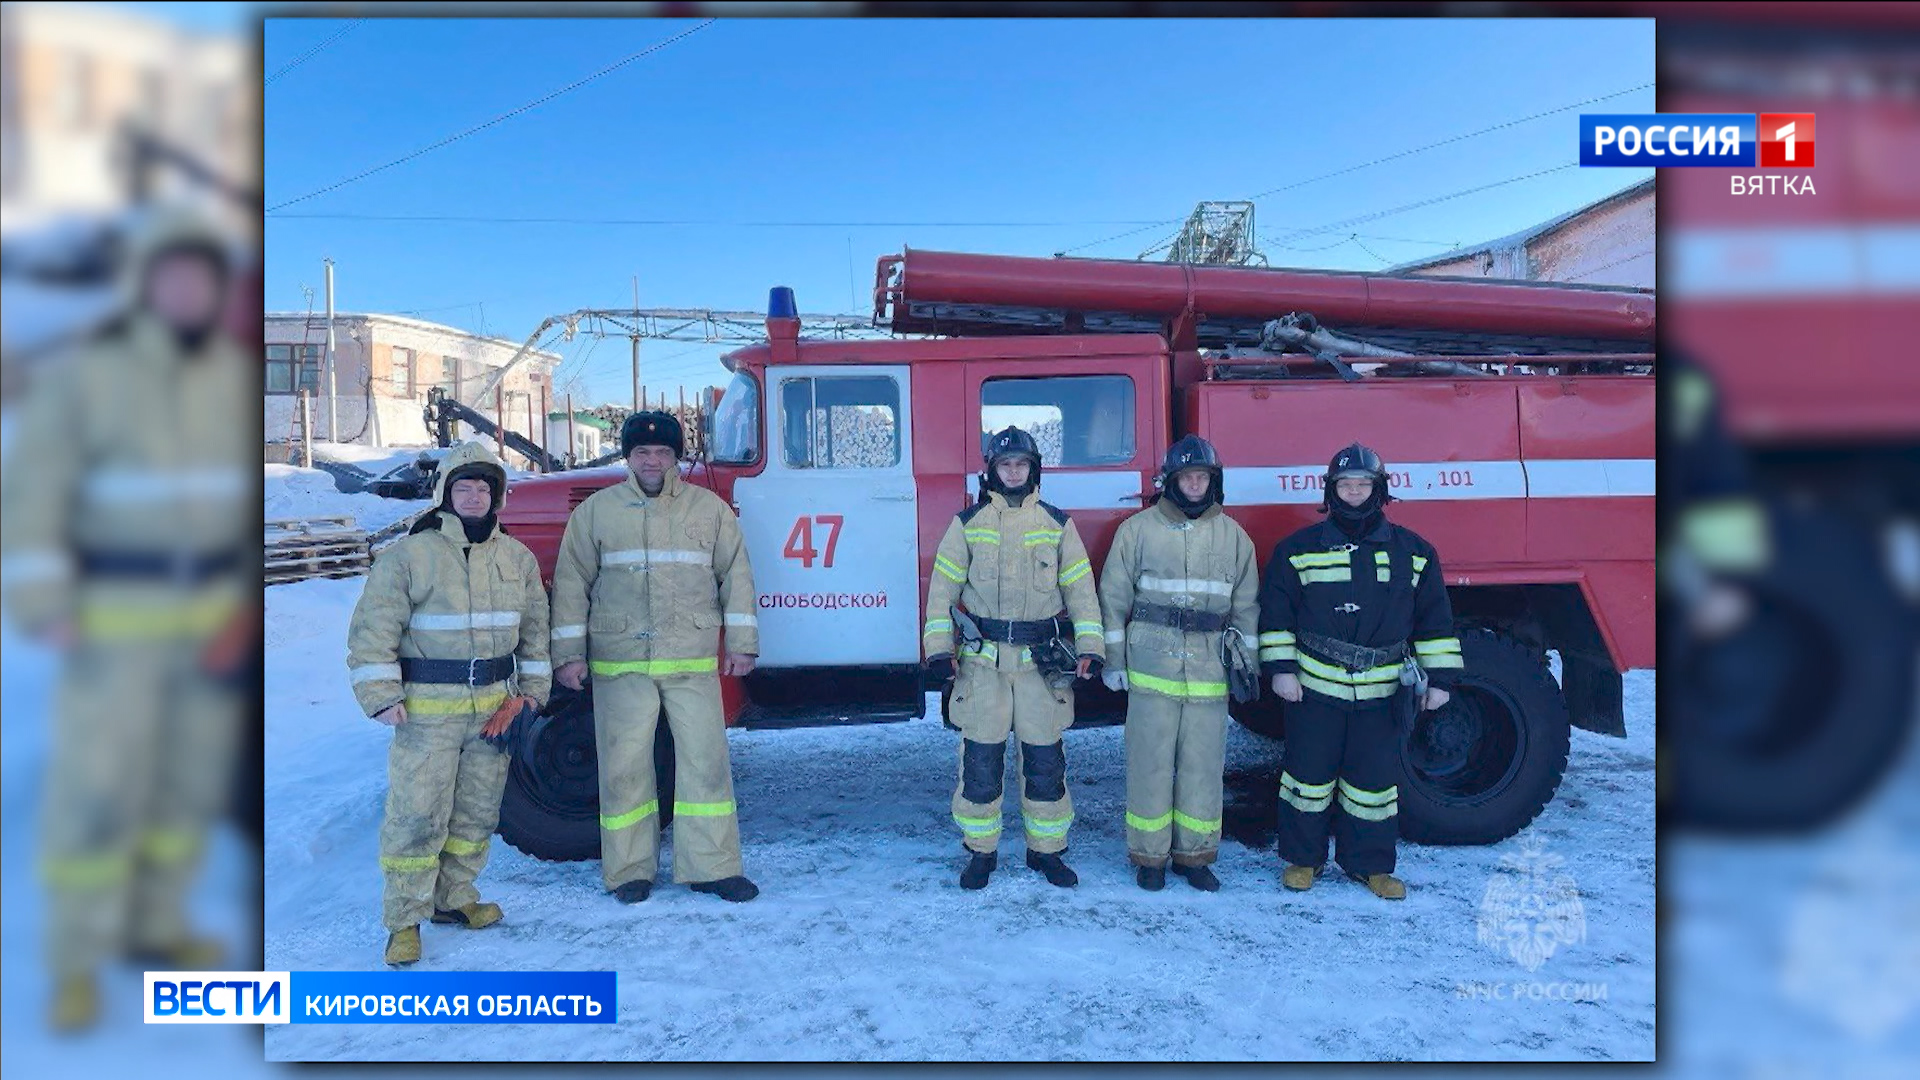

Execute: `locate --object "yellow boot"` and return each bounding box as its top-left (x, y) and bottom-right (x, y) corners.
top-left (1361, 872), bottom-right (1407, 900)
top-left (384, 926), bottom-right (421, 967)
top-left (52, 974), bottom-right (100, 1033)
top-left (1282, 864), bottom-right (1319, 891)
top-left (431, 902), bottom-right (503, 929)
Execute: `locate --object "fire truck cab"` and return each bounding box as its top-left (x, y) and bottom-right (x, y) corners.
top-left (495, 248), bottom-right (1655, 861)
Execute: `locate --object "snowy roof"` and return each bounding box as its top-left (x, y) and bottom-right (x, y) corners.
top-left (261, 311), bottom-right (562, 362)
top-left (1387, 177), bottom-right (1654, 275)
top-left (549, 411), bottom-right (614, 431)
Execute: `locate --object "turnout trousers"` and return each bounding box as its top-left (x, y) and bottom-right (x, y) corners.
top-left (1123, 688), bottom-right (1228, 868)
top-left (947, 646), bottom-right (1075, 856)
top-left (42, 632), bottom-right (240, 976)
top-left (1276, 695), bottom-right (1402, 878)
top-left (592, 671), bottom-right (742, 890)
top-left (378, 688), bottom-right (510, 931)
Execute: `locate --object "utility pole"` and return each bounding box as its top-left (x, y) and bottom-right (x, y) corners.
top-left (631, 275), bottom-right (641, 412)
top-left (323, 257), bottom-right (338, 441)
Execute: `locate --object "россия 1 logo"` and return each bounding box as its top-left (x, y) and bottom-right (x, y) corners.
top-left (1581, 113), bottom-right (1817, 194)
top-left (1580, 114), bottom-right (1757, 166)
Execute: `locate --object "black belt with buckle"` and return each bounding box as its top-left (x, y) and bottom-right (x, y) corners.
top-left (1297, 631), bottom-right (1408, 671)
top-left (399, 654), bottom-right (517, 686)
top-left (974, 614), bottom-right (1070, 645)
top-left (79, 548), bottom-right (242, 583)
top-left (1130, 601), bottom-right (1230, 633)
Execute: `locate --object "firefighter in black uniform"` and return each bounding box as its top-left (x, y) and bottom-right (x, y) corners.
top-left (1257, 443), bottom-right (1462, 899)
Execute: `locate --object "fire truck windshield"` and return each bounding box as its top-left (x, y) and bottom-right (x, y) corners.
top-left (710, 370), bottom-right (761, 465)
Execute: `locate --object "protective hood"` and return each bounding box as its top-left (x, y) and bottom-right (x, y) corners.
top-left (116, 204), bottom-right (234, 313)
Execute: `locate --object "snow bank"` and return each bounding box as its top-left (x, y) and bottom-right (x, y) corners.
top-left (264, 464), bottom-right (429, 535)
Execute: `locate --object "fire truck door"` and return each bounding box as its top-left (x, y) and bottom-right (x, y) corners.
top-left (731, 366), bottom-right (921, 667)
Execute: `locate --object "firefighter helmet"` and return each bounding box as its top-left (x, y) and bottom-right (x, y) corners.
top-left (1322, 441), bottom-right (1392, 519)
top-left (1159, 434), bottom-right (1224, 515)
top-left (982, 425), bottom-right (1042, 499)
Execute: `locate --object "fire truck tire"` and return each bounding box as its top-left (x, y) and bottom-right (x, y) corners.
top-left (1397, 629), bottom-right (1571, 846)
top-left (496, 682), bottom-right (677, 863)
top-left (1666, 503), bottom-right (1916, 831)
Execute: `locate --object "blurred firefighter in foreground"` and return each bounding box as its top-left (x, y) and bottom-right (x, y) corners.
top-left (923, 426), bottom-right (1106, 891)
top-left (551, 411), bottom-right (762, 905)
top-left (1258, 444), bottom-right (1462, 900)
top-left (0, 207), bottom-right (254, 1031)
top-left (1098, 435), bottom-right (1261, 892)
top-left (346, 441), bottom-right (552, 966)
top-left (1660, 352), bottom-right (1768, 648)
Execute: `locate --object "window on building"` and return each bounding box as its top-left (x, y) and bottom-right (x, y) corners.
top-left (389, 347), bottom-right (415, 398)
top-left (779, 375), bottom-right (898, 469)
top-left (435, 355), bottom-right (461, 395)
top-left (980, 375), bottom-right (1136, 466)
top-left (265, 343), bottom-right (324, 395)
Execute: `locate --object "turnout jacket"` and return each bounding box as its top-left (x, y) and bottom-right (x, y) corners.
top-left (550, 467), bottom-right (759, 677)
top-left (1, 211), bottom-right (253, 641)
top-left (1098, 498), bottom-right (1260, 701)
top-left (921, 490), bottom-right (1104, 663)
top-left (1257, 515), bottom-right (1463, 705)
top-left (346, 443), bottom-right (553, 718)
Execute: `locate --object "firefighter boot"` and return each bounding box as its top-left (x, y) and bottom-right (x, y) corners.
top-left (431, 901), bottom-right (503, 929)
top-left (384, 925), bottom-right (421, 967)
top-left (1137, 865), bottom-right (1167, 892)
top-left (1174, 864), bottom-right (1221, 893)
top-left (1283, 864), bottom-right (1320, 892)
top-left (1353, 871), bottom-right (1407, 900)
top-left (1026, 849), bottom-right (1079, 888)
top-left (960, 851), bottom-right (997, 891)
top-left (612, 880), bottom-right (653, 904)
top-left (690, 876), bottom-right (760, 903)
top-left (51, 974), bottom-right (100, 1033)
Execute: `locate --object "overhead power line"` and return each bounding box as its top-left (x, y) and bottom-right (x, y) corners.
top-left (268, 20), bottom-right (717, 212)
top-left (265, 19), bottom-right (365, 86)
top-left (1059, 81), bottom-right (1652, 257)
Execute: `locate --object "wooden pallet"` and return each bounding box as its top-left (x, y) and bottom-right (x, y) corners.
top-left (266, 516), bottom-right (371, 586)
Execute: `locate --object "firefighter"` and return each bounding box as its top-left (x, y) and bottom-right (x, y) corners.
top-left (1098, 435), bottom-right (1261, 891)
top-left (551, 411), bottom-right (761, 905)
top-left (1, 206), bottom-right (254, 1031)
top-left (346, 441), bottom-right (552, 966)
top-left (923, 426), bottom-right (1106, 890)
top-left (1661, 351), bottom-right (1768, 643)
top-left (1257, 443), bottom-right (1462, 900)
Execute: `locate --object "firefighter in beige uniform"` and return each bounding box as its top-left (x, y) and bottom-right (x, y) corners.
top-left (346, 441), bottom-right (552, 965)
top-left (1099, 436), bottom-right (1261, 892)
top-left (923, 427), bottom-right (1105, 891)
top-left (551, 412), bottom-right (761, 905)
top-left (1, 207), bottom-right (253, 1030)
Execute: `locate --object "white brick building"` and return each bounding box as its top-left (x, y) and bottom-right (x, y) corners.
top-left (264, 312), bottom-right (560, 467)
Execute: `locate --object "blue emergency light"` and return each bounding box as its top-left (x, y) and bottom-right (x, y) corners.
top-left (768, 287), bottom-right (798, 319)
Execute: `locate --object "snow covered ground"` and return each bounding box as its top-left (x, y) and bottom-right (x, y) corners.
top-left (5, 460), bottom-right (1910, 1066)
top-left (250, 568), bottom-right (1659, 1063)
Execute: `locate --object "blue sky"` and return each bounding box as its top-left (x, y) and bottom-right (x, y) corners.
top-left (260, 16), bottom-right (1653, 406)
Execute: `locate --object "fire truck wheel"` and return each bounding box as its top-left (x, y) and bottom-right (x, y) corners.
top-left (1397, 629), bottom-right (1571, 845)
top-left (1665, 502), bottom-right (1916, 831)
top-left (496, 682), bottom-right (677, 862)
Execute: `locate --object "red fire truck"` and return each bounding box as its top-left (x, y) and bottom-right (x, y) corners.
top-left (491, 247), bottom-right (1654, 861)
